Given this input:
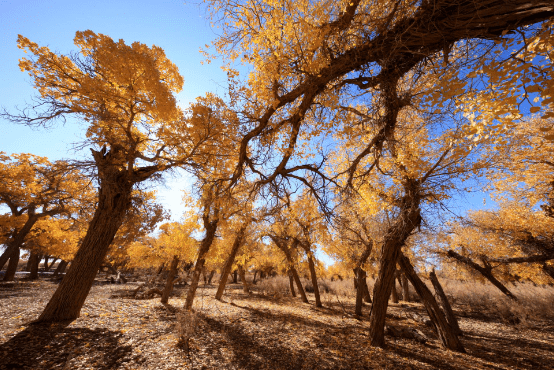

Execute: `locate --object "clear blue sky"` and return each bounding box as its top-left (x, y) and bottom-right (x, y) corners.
top-left (0, 0), bottom-right (228, 220)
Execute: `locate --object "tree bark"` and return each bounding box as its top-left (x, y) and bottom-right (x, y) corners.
top-left (53, 260), bottom-right (68, 277)
top-left (288, 270), bottom-right (297, 297)
top-left (446, 250), bottom-right (518, 301)
top-left (37, 150), bottom-right (135, 323)
top-left (161, 255), bottom-right (179, 304)
top-left (429, 268), bottom-right (462, 336)
top-left (401, 272), bottom-right (410, 302)
top-left (305, 250), bottom-right (322, 307)
top-left (398, 254), bottom-right (465, 352)
top-left (232, 269), bottom-right (238, 284)
top-left (0, 246), bottom-right (13, 272)
top-left (391, 273), bottom-right (399, 303)
top-left (215, 224), bottom-right (247, 300)
top-left (270, 236), bottom-right (309, 303)
top-left (354, 267), bottom-right (365, 315)
top-left (252, 270), bottom-right (258, 285)
top-left (29, 252), bottom-right (41, 280)
top-left (290, 266), bottom-right (308, 303)
top-left (238, 265), bottom-right (250, 293)
top-left (3, 245), bottom-right (20, 281)
top-left (369, 177), bottom-right (422, 348)
top-left (184, 217), bottom-right (218, 310)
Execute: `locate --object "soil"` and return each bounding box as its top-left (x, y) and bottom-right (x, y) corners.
top-left (1, 278), bottom-right (553, 369)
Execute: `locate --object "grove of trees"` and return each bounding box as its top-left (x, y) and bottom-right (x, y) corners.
top-left (1, 0), bottom-right (553, 357)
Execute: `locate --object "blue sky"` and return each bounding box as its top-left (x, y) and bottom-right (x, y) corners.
top-left (0, 0), bottom-right (229, 220)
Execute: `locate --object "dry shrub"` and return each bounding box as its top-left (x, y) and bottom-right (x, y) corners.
top-left (257, 276), bottom-right (291, 298)
top-left (441, 279), bottom-right (554, 325)
top-left (175, 310), bottom-right (198, 350)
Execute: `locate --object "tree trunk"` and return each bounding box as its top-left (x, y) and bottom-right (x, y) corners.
top-left (288, 270), bottom-right (296, 297)
top-left (306, 251), bottom-right (322, 307)
top-left (184, 217), bottom-right (218, 310)
top-left (42, 256), bottom-right (50, 271)
top-left (29, 252), bottom-right (41, 280)
top-left (45, 257), bottom-right (58, 272)
top-left (401, 272), bottom-right (410, 302)
top-left (238, 265), bottom-right (250, 293)
top-left (362, 273), bottom-right (372, 303)
top-left (446, 250), bottom-right (518, 301)
top-left (215, 225), bottom-right (247, 300)
top-left (391, 274), bottom-right (399, 303)
top-left (290, 266), bottom-right (308, 303)
top-left (37, 165), bottom-right (134, 322)
top-left (398, 254), bottom-right (465, 352)
top-left (53, 260), bottom-right (68, 277)
top-left (368, 178), bottom-right (421, 348)
top-left (207, 270), bottom-right (215, 284)
top-left (354, 267), bottom-right (365, 316)
top-left (232, 269), bottom-right (238, 284)
top-left (429, 269), bottom-right (462, 336)
top-left (0, 246), bottom-right (13, 272)
top-left (161, 255), bottom-right (179, 304)
top-left (3, 246), bottom-right (20, 281)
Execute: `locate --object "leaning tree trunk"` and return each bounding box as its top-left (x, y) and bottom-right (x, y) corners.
top-left (0, 246), bottom-right (13, 272)
top-left (429, 268), bottom-right (462, 336)
top-left (3, 246), bottom-right (20, 281)
top-left (37, 163), bottom-right (134, 323)
top-left (290, 266), bottom-right (309, 303)
top-left (398, 254), bottom-right (465, 352)
top-left (368, 177), bottom-right (421, 348)
top-left (446, 250), bottom-right (518, 301)
top-left (161, 255), bottom-right (179, 304)
top-left (184, 218), bottom-right (218, 310)
top-left (215, 224), bottom-right (247, 300)
top-left (53, 260), bottom-right (68, 277)
top-left (305, 250), bottom-right (322, 307)
top-left (288, 270), bottom-right (297, 297)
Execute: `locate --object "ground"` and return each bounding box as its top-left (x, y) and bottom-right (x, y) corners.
top-left (1, 279), bottom-right (553, 370)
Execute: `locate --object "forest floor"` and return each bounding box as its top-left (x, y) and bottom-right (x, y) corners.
top-left (1, 278), bottom-right (553, 370)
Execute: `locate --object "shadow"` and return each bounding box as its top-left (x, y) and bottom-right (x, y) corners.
top-left (0, 322), bottom-right (139, 370)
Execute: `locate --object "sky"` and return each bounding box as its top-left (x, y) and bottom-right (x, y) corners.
top-left (0, 0), bottom-right (230, 221)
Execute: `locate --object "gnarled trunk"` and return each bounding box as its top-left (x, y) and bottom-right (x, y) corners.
top-left (399, 254), bottom-right (465, 352)
top-left (37, 160), bottom-right (134, 322)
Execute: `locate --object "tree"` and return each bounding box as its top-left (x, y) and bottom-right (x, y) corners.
top-left (3, 31), bottom-right (215, 322)
top-left (0, 153), bottom-right (91, 281)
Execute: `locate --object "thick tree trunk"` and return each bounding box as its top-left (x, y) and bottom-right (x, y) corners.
top-left (306, 251), bottom-right (322, 307)
top-left (161, 255), bottom-right (179, 304)
top-left (238, 265), bottom-right (250, 293)
top-left (37, 161), bottom-right (134, 323)
top-left (53, 260), bottom-right (68, 277)
top-left (288, 270), bottom-right (296, 297)
top-left (399, 254), bottom-right (465, 352)
top-left (3, 246), bottom-right (20, 281)
top-left (446, 250), bottom-right (518, 301)
top-left (29, 252), bottom-right (41, 280)
top-left (0, 247), bottom-right (14, 272)
top-left (184, 218), bottom-right (218, 310)
top-left (215, 225), bottom-right (247, 300)
top-left (368, 177), bottom-right (421, 348)
top-left (429, 268), bottom-right (462, 336)
top-left (252, 270), bottom-right (258, 285)
top-left (232, 269), bottom-right (238, 284)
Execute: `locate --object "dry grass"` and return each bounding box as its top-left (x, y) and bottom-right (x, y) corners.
top-left (440, 278), bottom-right (554, 325)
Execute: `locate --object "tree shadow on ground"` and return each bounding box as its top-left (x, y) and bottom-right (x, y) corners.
top-left (0, 322), bottom-right (139, 370)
